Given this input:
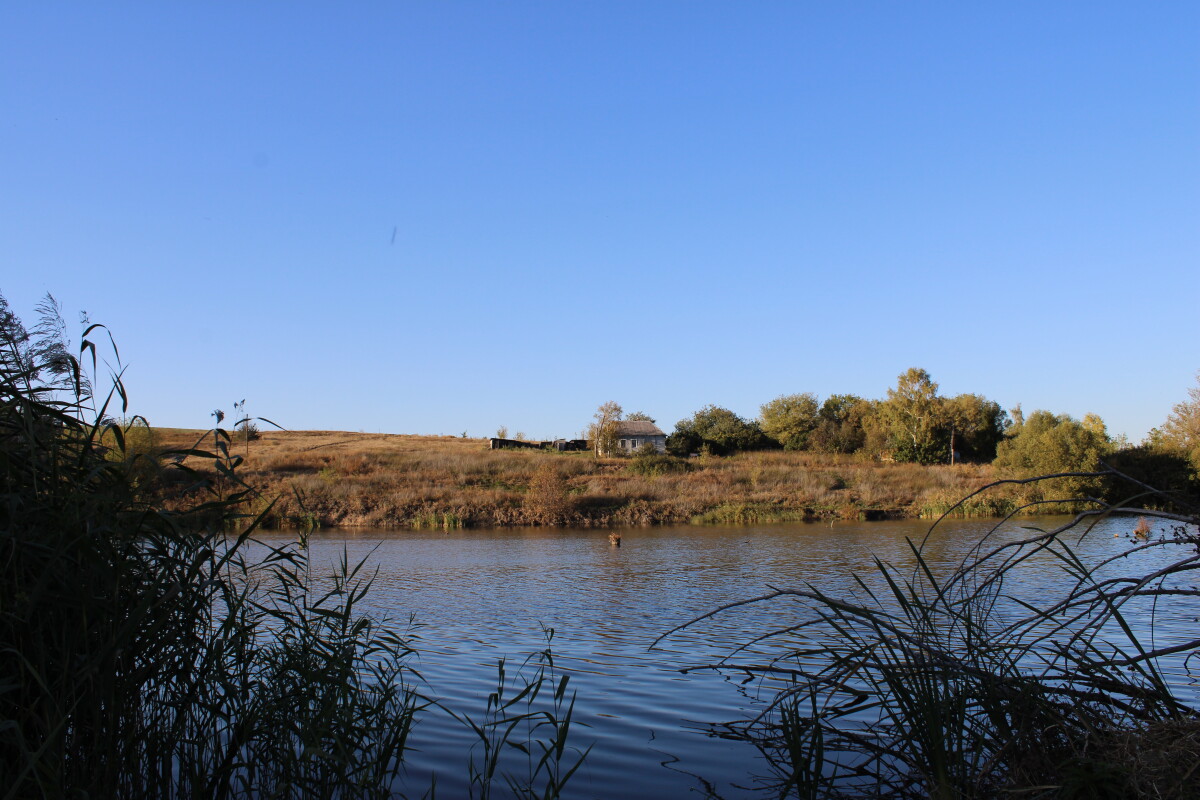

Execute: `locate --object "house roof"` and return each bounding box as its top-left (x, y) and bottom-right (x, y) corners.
top-left (615, 420), bottom-right (665, 436)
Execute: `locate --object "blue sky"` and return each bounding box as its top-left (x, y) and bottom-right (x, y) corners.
top-left (3, 3), bottom-right (1197, 441)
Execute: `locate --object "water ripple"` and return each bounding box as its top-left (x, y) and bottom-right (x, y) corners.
top-left (251, 517), bottom-right (1200, 798)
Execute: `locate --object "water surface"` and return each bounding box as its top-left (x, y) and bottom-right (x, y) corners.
top-left (255, 516), bottom-right (1199, 798)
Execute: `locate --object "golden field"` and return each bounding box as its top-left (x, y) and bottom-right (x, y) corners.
top-left (150, 428), bottom-right (1011, 529)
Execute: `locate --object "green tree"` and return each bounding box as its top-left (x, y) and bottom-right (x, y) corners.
top-left (758, 393), bottom-right (820, 451)
top-left (994, 410), bottom-right (1112, 496)
top-left (881, 368), bottom-right (947, 464)
top-left (588, 400), bottom-right (623, 456)
top-left (943, 393), bottom-right (1008, 464)
top-left (625, 411), bottom-right (656, 423)
top-left (667, 405), bottom-right (771, 456)
top-left (810, 394), bottom-right (869, 454)
top-left (1153, 372), bottom-right (1200, 472)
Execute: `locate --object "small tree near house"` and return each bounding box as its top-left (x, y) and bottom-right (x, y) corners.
top-left (588, 401), bottom-right (623, 457)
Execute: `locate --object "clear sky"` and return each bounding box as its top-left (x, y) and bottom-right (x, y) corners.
top-left (3, 3), bottom-right (1197, 441)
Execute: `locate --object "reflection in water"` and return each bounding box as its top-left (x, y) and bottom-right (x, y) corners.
top-left (253, 517), bottom-right (1199, 798)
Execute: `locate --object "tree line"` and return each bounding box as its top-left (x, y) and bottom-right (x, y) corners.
top-left (594, 367), bottom-right (1200, 487)
top-left (665, 367), bottom-right (1013, 464)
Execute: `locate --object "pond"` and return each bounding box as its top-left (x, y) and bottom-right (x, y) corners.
top-left (255, 515), bottom-right (1200, 798)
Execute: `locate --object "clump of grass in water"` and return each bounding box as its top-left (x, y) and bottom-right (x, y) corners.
top-left (660, 468), bottom-right (1200, 798)
top-left (412, 510), bottom-right (465, 529)
top-left (447, 626), bottom-right (591, 800)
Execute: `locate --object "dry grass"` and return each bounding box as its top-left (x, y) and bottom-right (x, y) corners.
top-left (1086, 719), bottom-right (1200, 799)
top-left (152, 429), bottom-right (1014, 529)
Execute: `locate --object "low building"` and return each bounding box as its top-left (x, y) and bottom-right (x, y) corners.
top-left (489, 437), bottom-right (590, 452)
top-left (614, 420), bottom-right (667, 454)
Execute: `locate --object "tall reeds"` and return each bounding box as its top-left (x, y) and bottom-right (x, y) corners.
top-left (0, 298), bottom-right (590, 798)
top-left (660, 471), bottom-right (1200, 798)
top-left (0, 301), bottom-right (421, 798)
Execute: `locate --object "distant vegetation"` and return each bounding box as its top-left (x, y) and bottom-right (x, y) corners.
top-left (665, 368), bottom-right (1013, 465)
top-left (583, 367), bottom-right (1199, 520)
top-left (149, 429), bottom-right (1015, 528)
top-left (134, 368), bottom-right (1200, 531)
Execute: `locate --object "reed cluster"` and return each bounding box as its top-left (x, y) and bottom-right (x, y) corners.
top-left (660, 472), bottom-right (1200, 798)
top-left (0, 301), bottom-right (588, 799)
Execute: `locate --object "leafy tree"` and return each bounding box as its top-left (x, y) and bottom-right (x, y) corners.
top-left (232, 398), bottom-right (261, 456)
top-left (943, 394), bottom-right (1008, 464)
top-left (758, 393), bottom-right (820, 451)
top-left (588, 401), bottom-right (623, 456)
top-left (880, 368), bottom-right (947, 464)
top-left (1106, 445), bottom-right (1199, 504)
top-left (994, 410), bottom-right (1112, 496)
top-left (667, 405), bottom-right (771, 456)
top-left (1152, 372), bottom-right (1200, 472)
top-left (625, 411), bottom-right (656, 423)
top-left (1081, 412), bottom-right (1108, 439)
top-left (810, 394), bottom-right (869, 454)
top-left (857, 400), bottom-right (893, 458)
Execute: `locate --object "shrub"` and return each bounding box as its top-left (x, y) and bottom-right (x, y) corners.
top-left (809, 394), bottom-right (870, 454)
top-left (668, 404), bottom-right (773, 456)
top-left (994, 410), bottom-right (1111, 497)
top-left (759, 393), bottom-right (820, 451)
top-left (627, 450), bottom-right (692, 477)
top-left (524, 461), bottom-right (572, 524)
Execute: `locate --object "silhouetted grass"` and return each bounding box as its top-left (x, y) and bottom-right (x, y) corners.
top-left (0, 298), bottom-right (588, 799)
top-left (660, 470), bottom-right (1200, 798)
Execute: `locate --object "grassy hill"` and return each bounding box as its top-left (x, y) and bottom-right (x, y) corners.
top-left (151, 428), bottom-right (1010, 529)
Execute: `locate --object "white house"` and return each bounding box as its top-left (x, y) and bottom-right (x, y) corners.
top-left (614, 420), bottom-right (667, 454)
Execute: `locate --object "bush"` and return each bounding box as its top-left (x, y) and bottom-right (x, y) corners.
top-left (994, 410), bottom-right (1111, 497)
top-left (524, 462), bottom-right (572, 524)
top-left (668, 404), bottom-right (773, 456)
top-left (627, 450), bottom-right (692, 477)
top-left (759, 393), bottom-right (820, 451)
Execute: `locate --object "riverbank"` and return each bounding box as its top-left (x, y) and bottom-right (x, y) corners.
top-left (152, 428), bottom-right (1018, 529)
